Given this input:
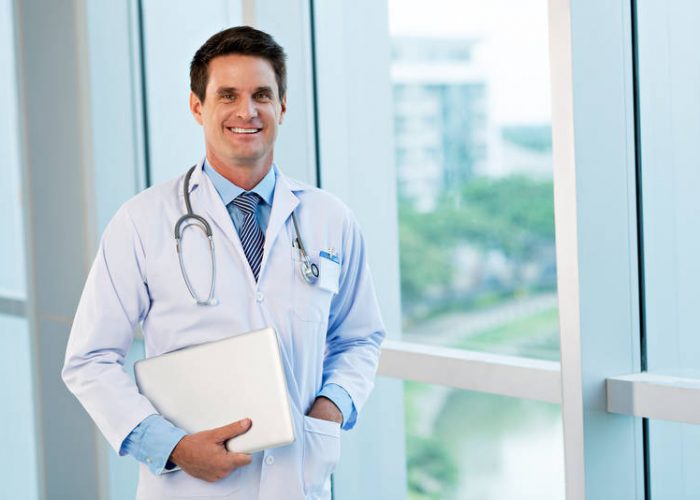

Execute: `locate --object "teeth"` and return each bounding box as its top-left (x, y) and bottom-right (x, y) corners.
top-left (229, 127), bottom-right (259, 134)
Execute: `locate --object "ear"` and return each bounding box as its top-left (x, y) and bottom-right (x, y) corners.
top-left (278, 94), bottom-right (287, 125)
top-left (189, 91), bottom-right (204, 125)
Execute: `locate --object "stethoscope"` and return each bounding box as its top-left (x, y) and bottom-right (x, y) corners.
top-left (174, 165), bottom-right (319, 306)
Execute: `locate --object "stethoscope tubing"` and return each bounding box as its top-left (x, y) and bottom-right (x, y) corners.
top-left (175, 165), bottom-right (318, 306)
top-left (175, 166), bottom-right (218, 305)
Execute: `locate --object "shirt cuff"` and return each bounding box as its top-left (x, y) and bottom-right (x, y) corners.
top-left (317, 383), bottom-right (355, 428)
top-left (120, 414), bottom-right (187, 475)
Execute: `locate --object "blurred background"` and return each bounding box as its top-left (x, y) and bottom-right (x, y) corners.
top-left (2, 0), bottom-right (700, 499)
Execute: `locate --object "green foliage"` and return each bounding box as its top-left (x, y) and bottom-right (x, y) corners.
top-left (398, 205), bottom-right (454, 304)
top-left (457, 307), bottom-right (561, 361)
top-left (399, 175), bottom-right (555, 314)
top-left (443, 175), bottom-right (555, 259)
top-left (407, 436), bottom-right (459, 500)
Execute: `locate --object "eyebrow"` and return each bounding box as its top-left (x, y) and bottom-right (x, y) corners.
top-left (254, 86), bottom-right (274, 94)
top-left (216, 87), bottom-right (238, 96)
top-left (215, 86), bottom-right (274, 96)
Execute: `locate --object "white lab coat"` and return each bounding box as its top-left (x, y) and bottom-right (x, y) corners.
top-left (62, 160), bottom-right (385, 500)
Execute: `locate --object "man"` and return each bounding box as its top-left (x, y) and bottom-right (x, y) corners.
top-left (62, 26), bottom-right (385, 500)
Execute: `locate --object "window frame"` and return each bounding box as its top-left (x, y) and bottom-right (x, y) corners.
top-left (15, 0), bottom-right (700, 498)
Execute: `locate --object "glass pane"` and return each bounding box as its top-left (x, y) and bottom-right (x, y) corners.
top-left (648, 421), bottom-right (700, 498)
top-left (637, 1), bottom-right (700, 498)
top-left (141, 0), bottom-right (242, 185)
top-left (405, 380), bottom-right (563, 499)
top-left (85, 0), bottom-right (146, 233)
top-left (0, 0), bottom-right (26, 298)
top-left (106, 338), bottom-right (145, 500)
top-left (638, 0), bottom-right (700, 375)
top-left (0, 314), bottom-right (38, 500)
top-left (389, 0), bottom-right (559, 360)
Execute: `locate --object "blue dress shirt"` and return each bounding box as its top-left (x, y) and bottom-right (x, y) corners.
top-left (122, 160), bottom-right (354, 475)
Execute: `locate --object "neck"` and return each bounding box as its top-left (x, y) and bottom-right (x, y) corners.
top-left (206, 154), bottom-right (272, 191)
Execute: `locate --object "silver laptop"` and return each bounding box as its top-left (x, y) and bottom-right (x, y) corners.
top-left (134, 327), bottom-right (295, 454)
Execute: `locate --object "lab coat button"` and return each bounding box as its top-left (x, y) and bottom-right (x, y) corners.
top-left (265, 455), bottom-right (275, 465)
top-left (146, 457), bottom-right (152, 464)
top-left (256, 291), bottom-right (264, 302)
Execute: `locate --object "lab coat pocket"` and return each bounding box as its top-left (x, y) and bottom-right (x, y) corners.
top-left (302, 415), bottom-right (341, 497)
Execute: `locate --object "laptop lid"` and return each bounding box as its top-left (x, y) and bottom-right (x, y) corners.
top-left (134, 327), bottom-right (295, 454)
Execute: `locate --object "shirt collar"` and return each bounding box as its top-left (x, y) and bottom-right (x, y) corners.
top-left (203, 158), bottom-right (276, 207)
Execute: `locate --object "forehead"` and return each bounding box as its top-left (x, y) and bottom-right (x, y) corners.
top-left (205, 54), bottom-right (277, 93)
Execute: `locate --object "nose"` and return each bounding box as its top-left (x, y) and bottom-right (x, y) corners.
top-left (235, 96), bottom-right (258, 120)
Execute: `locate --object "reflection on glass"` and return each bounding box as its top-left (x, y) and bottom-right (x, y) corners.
top-left (649, 421), bottom-right (700, 499)
top-left (389, 0), bottom-right (558, 360)
top-left (106, 337), bottom-right (145, 500)
top-left (405, 382), bottom-right (564, 499)
top-left (637, 2), bottom-right (700, 498)
top-left (0, 315), bottom-right (38, 500)
top-left (0, 0), bottom-right (26, 298)
top-left (142, 0), bottom-right (242, 185)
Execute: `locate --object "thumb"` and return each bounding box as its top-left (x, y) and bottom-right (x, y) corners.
top-left (210, 418), bottom-right (252, 442)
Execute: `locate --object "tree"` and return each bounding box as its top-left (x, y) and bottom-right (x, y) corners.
top-left (398, 175), bottom-right (555, 316)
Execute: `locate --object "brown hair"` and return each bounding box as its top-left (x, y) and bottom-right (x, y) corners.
top-left (190, 26), bottom-right (287, 102)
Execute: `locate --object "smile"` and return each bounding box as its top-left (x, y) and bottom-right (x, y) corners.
top-left (227, 127), bottom-right (261, 134)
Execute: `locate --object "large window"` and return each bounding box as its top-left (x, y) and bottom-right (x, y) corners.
top-left (14, 0), bottom-right (700, 498)
top-left (386, 2), bottom-right (562, 497)
top-left (141, 0), bottom-right (242, 185)
top-left (0, 0), bottom-right (37, 498)
top-left (637, 1), bottom-right (700, 497)
top-left (0, 315), bottom-right (38, 500)
top-left (389, 0), bottom-right (558, 361)
top-left (0, 0), bottom-right (26, 300)
top-left (314, 1), bottom-right (563, 498)
top-left (404, 381), bottom-right (563, 499)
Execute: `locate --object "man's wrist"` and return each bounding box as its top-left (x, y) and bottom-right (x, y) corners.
top-left (308, 396), bottom-right (343, 424)
top-left (122, 415), bottom-right (188, 475)
top-left (165, 435), bottom-right (187, 470)
top-left (316, 384), bottom-right (354, 426)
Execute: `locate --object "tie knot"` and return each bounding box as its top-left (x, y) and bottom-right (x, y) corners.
top-left (232, 192), bottom-right (261, 215)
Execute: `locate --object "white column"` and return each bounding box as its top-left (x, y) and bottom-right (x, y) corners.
top-left (549, 0), bottom-right (645, 498)
top-left (14, 0), bottom-right (104, 498)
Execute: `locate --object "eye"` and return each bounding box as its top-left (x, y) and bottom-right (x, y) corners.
top-left (221, 93), bottom-right (235, 102)
top-left (254, 91), bottom-right (272, 102)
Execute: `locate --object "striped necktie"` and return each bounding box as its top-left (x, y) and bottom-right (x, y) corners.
top-left (230, 192), bottom-right (265, 281)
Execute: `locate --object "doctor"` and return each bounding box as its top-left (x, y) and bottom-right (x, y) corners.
top-left (62, 26), bottom-right (385, 500)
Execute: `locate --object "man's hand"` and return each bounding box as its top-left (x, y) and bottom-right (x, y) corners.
top-left (170, 418), bottom-right (253, 482)
top-left (307, 396), bottom-right (343, 424)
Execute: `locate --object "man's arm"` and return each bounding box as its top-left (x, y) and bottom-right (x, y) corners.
top-left (62, 205), bottom-right (161, 451)
top-left (121, 415), bottom-right (187, 474)
top-left (62, 205), bottom-right (252, 481)
top-left (318, 211), bottom-right (386, 429)
top-left (307, 394), bottom-right (344, 424)
top-left (313, 384), bottom-right (353, 424)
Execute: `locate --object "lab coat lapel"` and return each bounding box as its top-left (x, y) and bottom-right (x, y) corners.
top-left (259, 170), bottom-right (300, 282)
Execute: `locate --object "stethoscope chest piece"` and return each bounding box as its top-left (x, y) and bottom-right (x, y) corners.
top-left (301, 259), bottom-right (319, 284)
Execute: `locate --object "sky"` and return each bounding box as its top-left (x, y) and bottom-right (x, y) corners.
top-left (388, 0), bottom-right (552, 125)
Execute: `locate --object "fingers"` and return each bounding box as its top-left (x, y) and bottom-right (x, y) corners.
top-left (209, 418), bottom-right (252, 442)
top-left (226, 452), bottom-right (253, 469)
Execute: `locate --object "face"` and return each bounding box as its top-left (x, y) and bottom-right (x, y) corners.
top-left (190, 54), bottom-right (286, 172)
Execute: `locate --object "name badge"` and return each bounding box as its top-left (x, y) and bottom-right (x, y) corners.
top-left (318, 250), bottom-right (340, 293)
